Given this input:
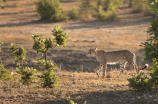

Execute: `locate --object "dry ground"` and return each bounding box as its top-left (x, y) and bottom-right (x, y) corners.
top-left (0, 0), bottom-right (157, 104)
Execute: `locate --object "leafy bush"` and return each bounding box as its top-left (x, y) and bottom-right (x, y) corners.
top-left (141, 0), bottom-right (158, 62)
top-left (1, 5), bottom-right (6, 9)
top-left (149, 60), bottom-right (158, 87)
top-left (127, 73), bottom-right (153, 91)
top-left (38, 69), bottom-right (58, 88)
top-left (69, 7), bottom-right (79, 20)
top-left (10, 43), bottom-right (27, 68)
top-left (102, 0), bottom-right (123, 11)
top-left (0, 41), bottom-right (14, 81)
top-left (0, 64), bottom-right (14, 81)
top-left (97, 9), bottom-right (118, 21)
top-left (79, 0), bottom-right (121, 21)
top-left (36, 59), bottom-right (57, 71)
top-left (31, 26), bottom-right (69, 88)
top-left (131, 0), bottom-right (154, 15)
top-left (36, 0), bottom-right (68, 21)
top-left (11, 43), bottom-right (36, 85)
top-left (16, 67), bottom-right (37, 85)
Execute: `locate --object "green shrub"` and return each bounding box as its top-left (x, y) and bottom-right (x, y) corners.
top-left (10, 43), bottom-right (27, 68)
top-left (149, 60), bottom-right (158, 87)
top-left (31, 26), bottom-right (69, 88)
top-left (131, 0), bottom-right (154, 15)
top-left (97, 9), bottom-right (118, 21)
top-left (16, 67), bottom-right (37, 85)
top-left (36, 0), bottom-right (68, 21)
top-left (127, 72), bottom-right (153, 92)
top-left (102, 0), bottom-right (123, 11)
top-left (0, 64), bottom-right (15, 81)
top-left (11, 43), bottom-right (36, 85)
top-left (0, 41), bottom-right (14, 81)
top-left (36, 59), bottom-right (57, 71)
top-left (38, 69), bottom-right (58, 88)
top-left (1, 5), bottom-right (6, 9)
top-left (3, 0), bottom-right (7, 2)
top-left (69, 7), bottom-right (79, 20)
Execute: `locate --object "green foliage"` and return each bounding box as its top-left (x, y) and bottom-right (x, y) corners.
top-left (1, 5), bottom-right (6, 9)
top-left (69, 100), bottom-right (75, 104)
top-left (36, 0), bottom-right (68, 21)
top-left (10, 43), bottom-right (27, 68)
top-left (97, 9), bottom-right (118, 21)
top-left (127, 73), bottom-right (153, 91)
top-left (103, 0), bottom-right (123, 11)
top-left (141, 1), bottom-right (158, 62)
top-left (36, 59), bottom-right (57, 71)
top-left (69, 7), bottom-right (79, 20)
top-left (52, 26), bottom-right (69, 47)
top-left (79, 0), bottom-right (121, 21)
top-left (16, 67), bottom-right (37, 85)
top-left (0, 64), bottom-right (14, 81)
top-left (11, 43), bottom-right (36, 85)
top-left (31, 26), bottom-right (68, 88)
top-left (149, 60), bottom-right (158, 87)
top-left (38, 69), bottom-right (58, 88)
top-left (131, 0), bottom-right (154, 15)
top-left (69, 100), bottom-right (87, 104)
top-left (3, 0), bottom-right (7, 2)
top-left (0, 41), bottom-right (13, 81)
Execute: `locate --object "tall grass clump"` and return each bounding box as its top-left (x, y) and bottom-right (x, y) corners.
top-left (36, 0), bottom-right (68, 21)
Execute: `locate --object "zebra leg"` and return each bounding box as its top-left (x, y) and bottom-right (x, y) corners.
top-left (102, 63), bottom-right (107, 78)
top-left (96, 62), bottom-right (103, 78)
top-left (116, 62), bottom-right (127, 78)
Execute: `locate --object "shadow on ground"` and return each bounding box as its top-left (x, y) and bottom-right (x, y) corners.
top-left (0, 44), bottom-right (146, 72)
top-left (36, 90), bottom-right (158, 104)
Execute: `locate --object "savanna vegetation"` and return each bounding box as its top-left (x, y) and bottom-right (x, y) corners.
top-left (0, 0), bottom-right (158, 104)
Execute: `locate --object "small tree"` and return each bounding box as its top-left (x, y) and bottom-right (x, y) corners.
top-left (31, 26), bottom-right (69, 88)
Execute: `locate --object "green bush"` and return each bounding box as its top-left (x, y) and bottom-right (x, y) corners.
top-left (97, 9), bottom-right (118, 21)
top-left (131, 0), bottom-right (154, 15)
top-left (16, 67), bottom-right (37, 85)
top-left (102, 0), bottom-right (123, 11)
top-left (69, 7), bottom-right (79, 20)
top-left (31, 26), bottom-right (69, 88)
top-left (127, 72), bottom-right (153, 91)
top-left (11, 43), bottom-right (36, 85)
top-left (149, 60), bottom-right (158, 87)
top-left (0, 64), bottom-right (15, 81)
top-left (0, 41), bottom-right (14, 81)
top-left (38, 69), bottom-right (58, 88)
top-left (36, 0), bottom-right (68, 21)
top-left (1, 5), bottom-right (6, 9)
top-left (10, 43), bottom-right (27, 68)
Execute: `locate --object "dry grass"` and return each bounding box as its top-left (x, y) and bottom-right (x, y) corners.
top-left (1, 70), bottom-right (157, 104)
